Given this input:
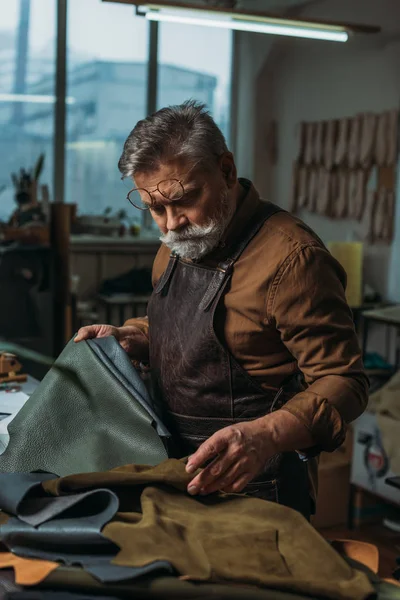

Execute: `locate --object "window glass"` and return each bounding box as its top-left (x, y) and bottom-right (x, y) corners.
top-left (157, 18), bottom-right (232, 143)
top-left (66, 0), bottom-right (148, 222)
top-left (0, 0), bottom-right (56, 222)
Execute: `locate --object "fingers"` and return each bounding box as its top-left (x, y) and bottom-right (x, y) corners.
top-left (74, 325), bottom-right (99, 342)
top-left (74, 324), bottom-right (114, 342)
top-left (221, 473), bottom-right (251, 494)
top-left (187, 431), bottom-right (245, 495)
top-left (198, 461), bottom-right (250, 496)
top-left (186, 430), bottom-right (233, 475)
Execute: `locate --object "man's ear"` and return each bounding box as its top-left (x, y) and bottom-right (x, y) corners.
top-left (219, 152), bottom-right (237, 188)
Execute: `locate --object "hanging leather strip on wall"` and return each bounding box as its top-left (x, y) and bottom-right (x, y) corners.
top-left (323, 120), bottom-right (337, 170)
top-left (387, 109), bottom-right (399, 167)
top-left (348, 114), bottom-right (362, 169)
top-left (354, 169), bottom-right (367, 221)
top-left (313, 121), bottom-right (325, 165)
top-left (334, 118), bottom-right (350, 166)
top-left (328, 170), bottom-right (339, 218)
top-left (375, 111), bottom-right (389, 167)
top-left (359, 113), bottom-right (377, 168)
top-left (304, 122), bottom-right (316, 166)
top-left (359, 191), bottom-right (377, 243)
top-left (334, 169), bottom-right (348, 219)
top-left (307, 167), bottom-right (319, 212)
top-left (347, 170), bottom-right (358, 219)
top-left (316, 168), bottom-right (331, 216)
top-left (296, 122), bottom-right (307, 162)
top-left (297, 166), bottom-right (309, 209)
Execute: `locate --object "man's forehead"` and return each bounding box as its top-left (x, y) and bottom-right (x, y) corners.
top-left (134, 160), bottom-right (202, 188)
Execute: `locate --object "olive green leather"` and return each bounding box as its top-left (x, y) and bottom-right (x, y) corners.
top-left (0, 337), bottom-right (168, 475)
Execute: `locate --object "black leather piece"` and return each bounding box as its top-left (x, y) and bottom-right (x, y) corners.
top-left (0, 571), bottom-right (21, 600)
top-left (0, 473), bottom-right (120, 530)
top-left (85, 561), bottom-right (176, 583)
top-left (0, 515), bottom-right (119, 566)
top-left (0, 472), bottom-right (120, 566)
top-left (87, 338), bottom-right (169, 438)
top-left (0, 473), bottom-right (57, 524)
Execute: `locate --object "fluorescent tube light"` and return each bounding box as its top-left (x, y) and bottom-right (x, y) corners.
top-left (0, 93), bottom-right (76, 105)
top-left (144, 11), bottom-right (349, 42)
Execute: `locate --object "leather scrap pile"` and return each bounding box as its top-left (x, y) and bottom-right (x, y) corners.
top-left (290, 109), bottom-right (398, 244)
top-left (0, 459), bottom-right (398, 600)
top-left (0, 338), bottom-right (399, 598)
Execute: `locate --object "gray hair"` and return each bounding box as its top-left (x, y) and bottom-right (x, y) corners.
top-left (118, 100), bottom-right (229, 179)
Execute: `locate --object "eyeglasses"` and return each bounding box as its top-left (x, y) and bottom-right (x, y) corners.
top-left (126, 179), bottom-right (185, 211)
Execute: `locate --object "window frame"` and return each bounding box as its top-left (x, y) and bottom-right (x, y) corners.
top-left (53, 0), bottom-right (235, 204)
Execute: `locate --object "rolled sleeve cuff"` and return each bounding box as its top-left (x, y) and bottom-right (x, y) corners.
top-left (281, 391), bottom-right (347, 455)
top-left (123, 317), bottom-right (149, 338)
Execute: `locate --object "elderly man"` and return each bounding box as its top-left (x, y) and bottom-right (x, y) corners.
top-left (76, 100), bottom-right (368, 519)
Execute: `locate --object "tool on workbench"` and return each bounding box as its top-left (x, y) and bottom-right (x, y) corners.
top-left (0, 353), bottom-right (27, 384)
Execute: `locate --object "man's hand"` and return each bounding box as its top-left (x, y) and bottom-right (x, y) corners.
top-left (185, 410), bottom-right (313, 496)
top-left (74, 324), bottom-right (149, 361)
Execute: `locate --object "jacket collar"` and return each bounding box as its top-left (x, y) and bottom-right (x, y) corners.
top-left (217, 178), bottom-right (262, 251)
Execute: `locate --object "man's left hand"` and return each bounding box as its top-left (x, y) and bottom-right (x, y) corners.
top-left (185, 415), bottom-right (279, 496)
top-left (185, 409), bottom-right (313, 496)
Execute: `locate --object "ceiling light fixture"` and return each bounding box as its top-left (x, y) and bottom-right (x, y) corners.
top-left (129, 3), bottom-right (380, 43)
top-left (144, 10), bottom-right (348, 42)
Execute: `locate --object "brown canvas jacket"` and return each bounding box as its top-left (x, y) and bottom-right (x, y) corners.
top-left (126, 180), bottom-right (368, 496)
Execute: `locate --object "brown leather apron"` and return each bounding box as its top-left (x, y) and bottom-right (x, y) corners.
top-left (148, 201), bottom-right (311, 518)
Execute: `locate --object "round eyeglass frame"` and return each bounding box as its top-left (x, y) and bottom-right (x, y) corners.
top-left (126, 179), bottom-right (185, 211)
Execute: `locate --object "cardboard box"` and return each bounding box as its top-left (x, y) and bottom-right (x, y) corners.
top-left (351, 411), bottom-right (400, 506)
top-left (312, 430), bottom-right (353, 529)
top-left (312, 453), bottom-right (351, 529)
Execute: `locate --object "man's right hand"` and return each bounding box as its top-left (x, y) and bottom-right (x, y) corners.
top-left (74, 324), bottom-right (149, 361)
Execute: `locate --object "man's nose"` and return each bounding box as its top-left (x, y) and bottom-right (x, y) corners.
top-left (166, 209), bottom-right (188, 231)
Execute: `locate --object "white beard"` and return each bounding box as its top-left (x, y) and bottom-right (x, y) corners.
top-left (159, 192), bottom-right (235, 260)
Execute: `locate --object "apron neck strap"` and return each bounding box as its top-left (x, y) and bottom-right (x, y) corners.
top-left (199, 202), bottom-right (284, 312)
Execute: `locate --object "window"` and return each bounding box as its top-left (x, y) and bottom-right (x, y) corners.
top-left (157, 17), bottom-right (232, 143)
top-left (66, 0), bottom-right (149, 218)
top-left (0, 0), bottom-right (56, 222)
top-left (0, 2), bottom-right (234, 224)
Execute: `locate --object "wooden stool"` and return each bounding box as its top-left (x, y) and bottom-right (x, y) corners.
top-left (98, 294), bottom-right (151, 326)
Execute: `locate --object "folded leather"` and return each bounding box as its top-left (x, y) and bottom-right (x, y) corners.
top-left (0, 337), bottom-right (169, 475)
top-left (0, 472), bottom-right (175, 585)
top-left (0, 472), bottom-right (120, 567)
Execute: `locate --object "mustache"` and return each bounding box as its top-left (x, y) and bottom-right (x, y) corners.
top-left (161, 222), bottom-right (216, 243)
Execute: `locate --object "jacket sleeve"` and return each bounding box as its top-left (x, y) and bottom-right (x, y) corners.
top-left (268, 243), bottom-right (369, 453)
top-left (123, 315), bottom-right (150, 337)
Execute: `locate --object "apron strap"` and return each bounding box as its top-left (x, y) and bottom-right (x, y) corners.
top-left (154, 253), bottom-right (179, 296)
top-left (199, 202), bottom-right (284, 312)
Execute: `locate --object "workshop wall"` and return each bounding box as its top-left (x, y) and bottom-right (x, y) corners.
top-left (235, 0), bottom-right (400, 301)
